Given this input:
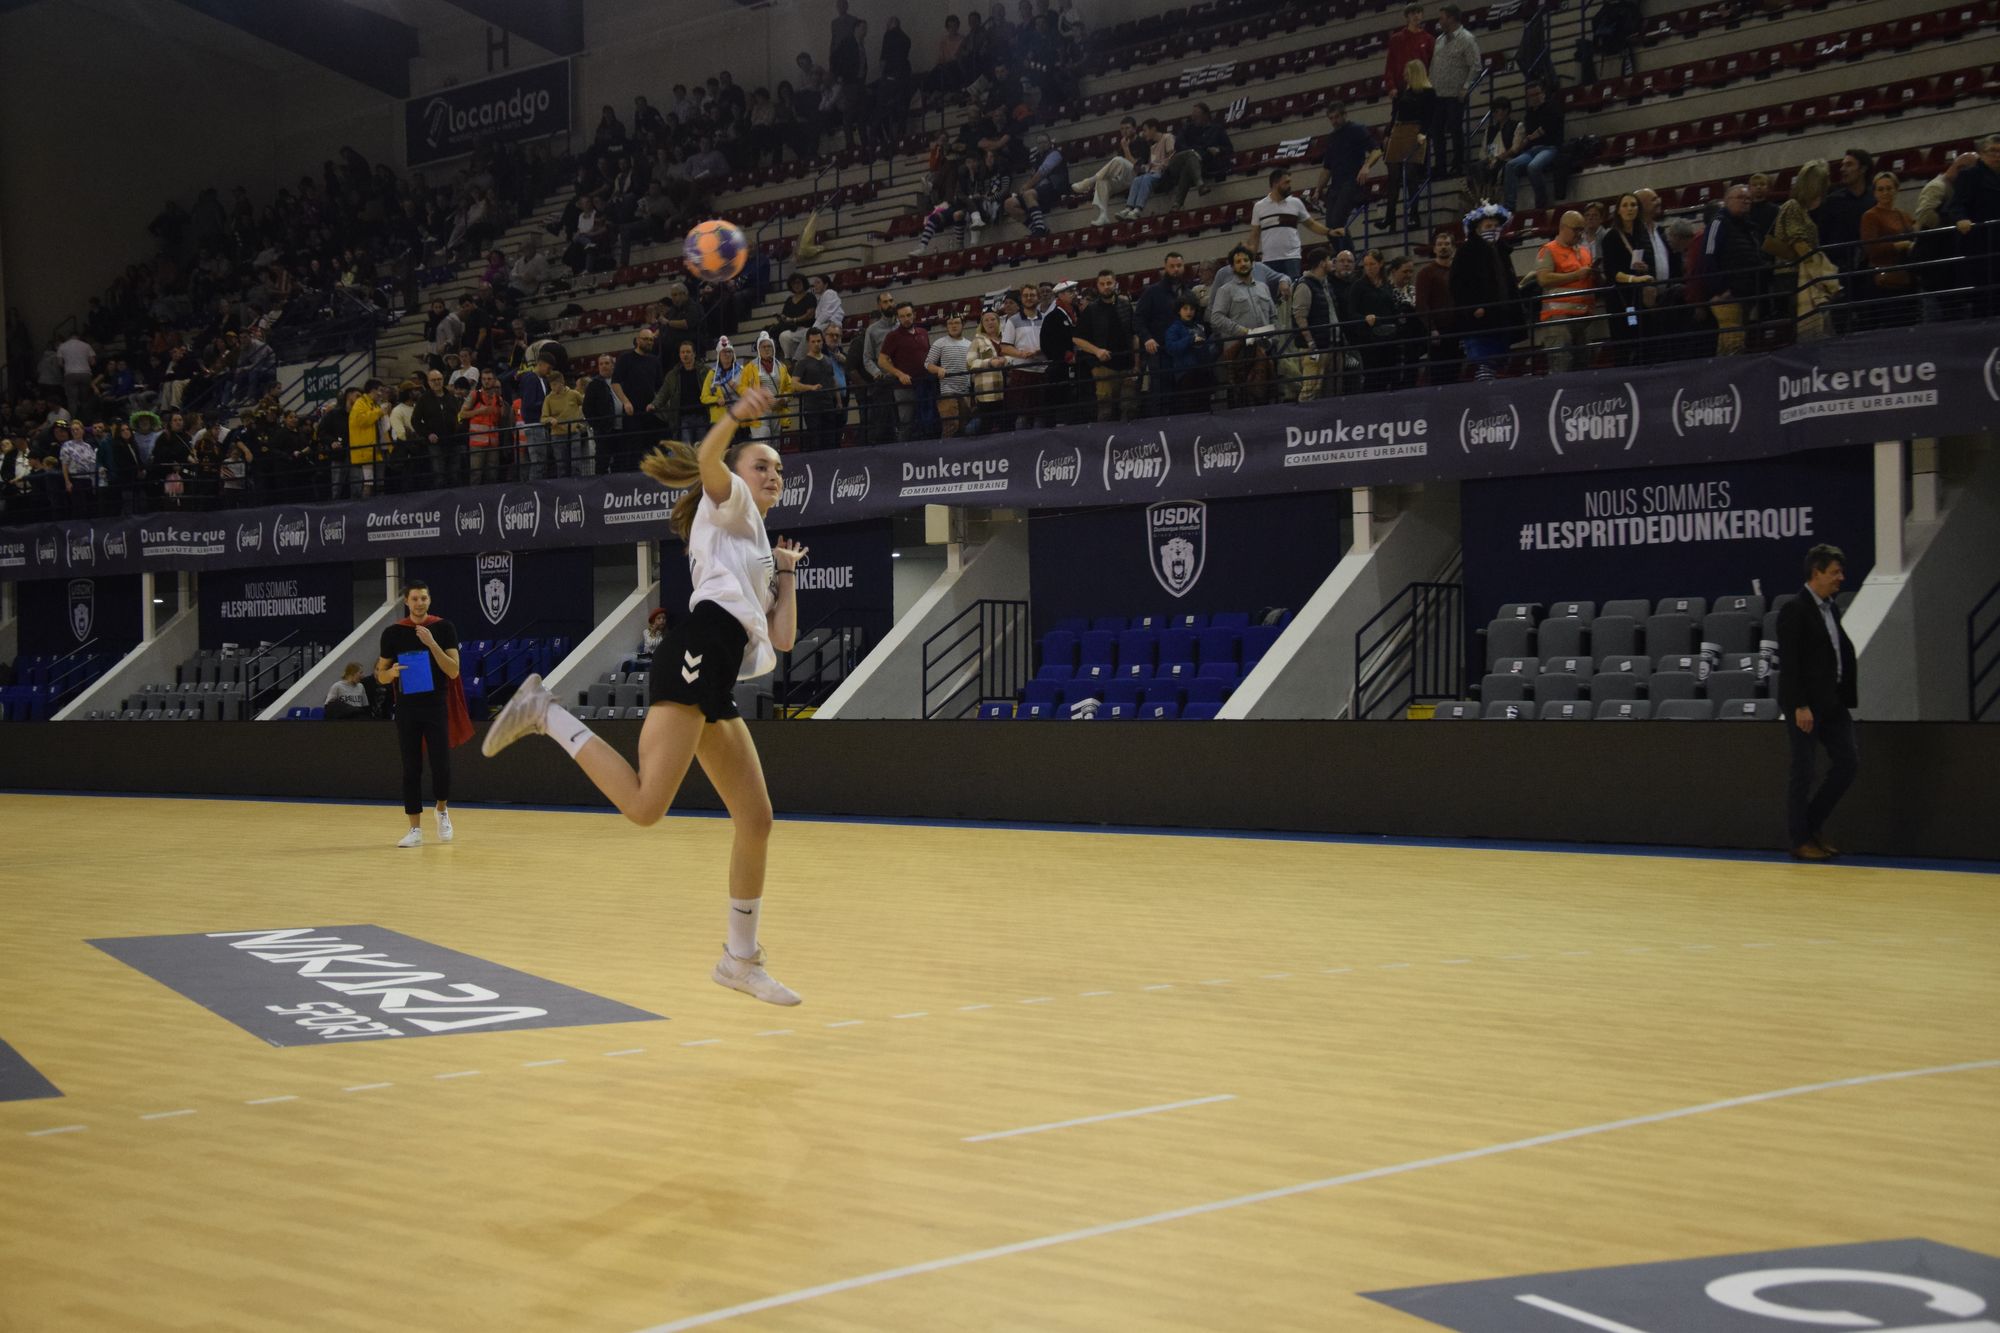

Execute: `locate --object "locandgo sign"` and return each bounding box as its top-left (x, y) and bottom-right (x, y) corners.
top-left (405, 61), bottom-right (571, 167)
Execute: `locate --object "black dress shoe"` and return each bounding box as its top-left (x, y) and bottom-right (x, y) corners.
top-left (1811, 838), bottom-right (1841, 857)
top-left (1791, 843), bottom-right (1833, 861)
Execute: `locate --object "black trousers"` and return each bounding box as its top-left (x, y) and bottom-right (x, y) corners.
top-left (1787, 704), bottom-right (1857, 848)
top-left (1431, 96), bottom-right (1466, 176)
top-left (396, 706), bottom-right (452, 815)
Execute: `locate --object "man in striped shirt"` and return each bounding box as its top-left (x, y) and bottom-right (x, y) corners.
top-left (924, 312), bottom-right (975, 438)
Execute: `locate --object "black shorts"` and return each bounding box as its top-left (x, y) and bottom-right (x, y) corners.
top-left (646, 601), bottom-right (751, 722)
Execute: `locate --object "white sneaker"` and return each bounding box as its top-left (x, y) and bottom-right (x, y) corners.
top-left (436, 810), bottom-right (454, 842)
top-left (908, 238), bottom-right (931, 257)
top-left (397, 828), bottom-right (423, 848)
top-left (712, 946), bottom-right (802, 1006)
top-left (1092, 210), bottom-right (1113, 226)
top-left (482, 672), bottom-right (552, 757)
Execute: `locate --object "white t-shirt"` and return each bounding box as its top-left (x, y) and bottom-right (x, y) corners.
top-left (1252, 194), bottom-right (1312, 264)
top-left (58, 337), bottom-right (94, 376)
top-left (1001, 310), bottom-right (1046, 368)
top-left (687, 472), bottom-right (777, 679)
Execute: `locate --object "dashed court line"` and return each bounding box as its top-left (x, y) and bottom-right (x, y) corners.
top-left (605, 1048), bottom-right (647, 1057)
top-left (892, 1012), bottom-right (929, 1020)
top-left (826, 1020), bottom-right (865, 1028)
top-left (344, 1082), bottom-right (394, 1092)
top-left (27, 1125), bottom-right (85, 1137)
top-left (139, 1109), bottom-right (196, 1121)
top-left (245, 1095), bottom-right (297, 1105)
top-left (433, 1070), bottom-right (480, 1080)
top-left (521, 1060), bottom-right (565, 1069)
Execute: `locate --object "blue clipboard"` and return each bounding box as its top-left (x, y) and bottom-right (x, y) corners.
top-left (397, 650), bottom-right (435, 693)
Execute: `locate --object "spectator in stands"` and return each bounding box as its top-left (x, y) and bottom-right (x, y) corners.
top-left (460, 368), bottom-right (508, 487)
top-left (1003, 134), bottom-right (1070, 237)
top-left (1380, 62), bottom-right (1435, 232)
top-left (1386, 256), bottom-right (1428, 388)
top-left (1778, 543), bottom-right (1857, 860)
top-left (1134, 253), bottom-right (1191, 415)
top-left (652, 339), bottom-right (711, 446)
top-left (1578, 200), bottom-right (1607, 254)
top-left (1251, 169), bottom-right (1333, 282)
top-left (1339, 250), bottom-right (1400, 393)
top-left (1076, 271), bottom-right (1138, 422)
top-left (1117, 120), bottom-right (1176, 220)
top-left (543, 370), bottom-right (585, 475)
top-left (1208, 246), bottom-right (1278, 408)
top-left (1698, 185), bottom-right (1768, 358)
top-left (1414, 229), bottom-right (1458, 380)
top-left (1776, 160), bottom-right (1839, 343)
top-left (1859, 172), bottom-right (1918, 329)
top-left (1534, 210), bottom-right (1596, 374)
top-left (1428, 6), bottom-right (1479, 179)
top-left (642, 608), bottom-right (669, 657)
top-left (58, 420), bottom-right (97, 514)
top-left (924, 312), bottom-right (975, 438)
top-left (1073, 117), bottom-right (1140, 227)
top-left (769, 274), bottom-right (817, 363)
top-left (741, 334), bottom-right (796, 443)
top-left (1957, 134), bottom-right (2000, 319)
top-left (1181, 103), bottom-right (1233, 195)
top-left (830, 0), bottom-right (862, 74)
top-left (612, 331), bottom-right (664, 454)
top-left (1383, 3), bottom-right (1434, 95)
top-left (1598, 193), bottom-right (1655, 362)
top-left (791, 327), bottom-right (843, 450)
top-left (1284, 247), bottom-right (1339, 401)
top-left (699, 336), bottom-right (746, 425)
top-left (348, 379), bottom-right (386, 498)
top-left (1745, 172), bottom-right (1780, 242)
top-left (656, 284), bottom-right (703, 367)
top-left (57, 332), bottom-right (95, 418)
top-left (1914, 151), bottom-right (1979, 321)
top-left (412, 368), bottom-right (458, 490)
top-left (1040, 280), bottom-right (1087, 425)
top-left (1000, 282), bottom-right (1048, 429)
top-left (1813, 147), bottom-right (1875, 320)
top-left (1449, 203), bottom-right (1517, 380)
top-left (324, 664), bottom-right (372, 721)
top-left (1501, 81), bottom-right (1564, 214)
top-left (1163, 296), bottom-right (1212, 413)
top-left (1313, 104), bottom-right (1381, 250)
top-left (581, 353), bottom-right (630, 465)
top-left (851, 291), bottom-right (901, 443)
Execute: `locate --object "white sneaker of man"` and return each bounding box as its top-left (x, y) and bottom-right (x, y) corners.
top-left (436, 810), bottom-right (454, 842)
top-left (397, 827), bottom-right (424, 848)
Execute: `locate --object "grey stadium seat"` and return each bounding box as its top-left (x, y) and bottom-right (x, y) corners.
top-left (1602, 598), bottom-right (1652, 621)
top-left (1539, 700), bottom-right (1593, 721)
top-left (1590, 669), bottom-right (1645, 701)
top-left (1495, 602), bottom-right (1544, 623)
top-left (1702, 611), bottom-right (1759, 653)
top-left (1717, 697), bottom-right (1780, 721)
top-left (613, 683), bottom-right (646, 709)
top-left (1431, 701), bottom-right (1482, 719)
top-left (1595, 698), bottom-right (1653, 720)
top-left (1533, 671), bottom-right (1586, 704)
top-left (1649, 671), bottom-right (1701, 702)
top-left (1538, 616), bottom-right (1587, 657)
top-left (583, 682), bottom-right (614, 708)
top-left (1717, 652), bottom-right (1761, 673)
top-left (1706, 669), bottom-right (1761, 705)
top-left (1656, 596), bottom-right (1707, 619)
top-left (1491, 656), bottom-right (1539, 676)
top-left (1644, 613), bottom-right (1697, 656)
top-left (1598, 654), bottom-right (1651, 677)
top-left (1588, 615), bottom-right (1640, 657)
top-left (1657, 698), bottom-right (1716, 721)
top-left (1480, 673), bottom-right (1534, 703)
top-left (1655, 653), bottom-right (1700, 673)
top-left (1549, 600), bottom-right (1596, 620)
top-left (1541, 655), bottom-right (1593, 678)
top-left (1714, 593), bottom-right (1766, 617)
top-left (1484, 618), bottom-right (1536, 667)
top-left (1483, 700), bottom-right (1534, 720)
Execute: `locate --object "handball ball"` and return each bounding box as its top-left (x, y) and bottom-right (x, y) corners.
top-left (684, 219), bottom-right (749, 281)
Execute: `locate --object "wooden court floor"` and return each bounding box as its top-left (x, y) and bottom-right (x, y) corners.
top-left (1, 793), bottom-right (1995, 1333)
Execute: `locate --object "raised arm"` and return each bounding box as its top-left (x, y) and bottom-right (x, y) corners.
top-left (697, 385), bottom-right (773, 504)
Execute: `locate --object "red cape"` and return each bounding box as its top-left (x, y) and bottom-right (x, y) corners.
top-left (397, 616), bottom-right (475, 749)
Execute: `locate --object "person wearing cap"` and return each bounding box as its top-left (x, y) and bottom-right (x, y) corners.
top-left (741, 333), bottom-right (797, 442)
top-left (1041, 281), bottom-right (1083, 425)
top-left (699, 336), bottom-right (745, 424)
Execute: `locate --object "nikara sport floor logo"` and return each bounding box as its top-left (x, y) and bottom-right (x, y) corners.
top-left (1147, 500), bottom-right (1206, 599)
top-left (89, 926), bottom-right (663, 1045)
top-left (1363, 1239), bottom-right (2000, 1332)
top-left (477, 551), bottom-right (513, 625)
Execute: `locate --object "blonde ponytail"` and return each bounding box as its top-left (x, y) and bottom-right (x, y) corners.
top-left (641, 438), bottom-right (746, 542)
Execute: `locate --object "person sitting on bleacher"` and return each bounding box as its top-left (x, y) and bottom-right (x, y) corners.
top-left (642, 608), bottom-right (668, 658)
top-left (324, 663), bottom-right (372, 721)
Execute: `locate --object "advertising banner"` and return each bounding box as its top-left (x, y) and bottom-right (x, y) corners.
top-left (197, 563), bottom-right (354, 649)
top-left (3, 321), bottom-right (1994, 582)
top-left (405, 61), bottom-right (571, 167)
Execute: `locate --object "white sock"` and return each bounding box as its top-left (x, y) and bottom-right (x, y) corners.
top-left (545, 703), bottom-right (594, 758)
top-left (727, 898), bottom-right (762, 960)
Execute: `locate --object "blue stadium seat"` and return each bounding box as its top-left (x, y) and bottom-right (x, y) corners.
top-left (1242, 624), bottom-right (1282, 664)
top-left (1018, 699), bottom-right (1070, 720)
top-left (1116, 630), bottom-right (1158, 673)
top-left (1196, 628), bottom-right (1240, 664)
top-left (1182, 701), bottom-right (1223, 719)
top-left (1185, 678), bottom-right (1233, 704)
top-left (1034, 663), bottom-right (1075, 683)
top-left (1169, 613), bottom-right (1208, 631)
top-left (1140, 700), bottom-right (1181, 719)
top-left (1078, 631), bottom-right (1118, 668)
top-left (1075, 662), bottom-right (1115, 685)
top-left (1130, 613), bottom-right (1168, 631)
top-left (1210, 611), bottom-right (1251, 630)
top-left (1103, 680), bottom-right (1144, 706)
top-left (978, 701), bottom-right (1014, 719)
top-left (1050, 618), bottom-right (1090, 635)
top-left (1090, 616), bottom-right (1129, 632)
top-left (1022, 680), bottom-right (1066, 708)
top-left (1041, 631), bottom-right (1080, 668)
top-left (1196, 661), bottom-right (1240, 683)
top-left (1142, 681), bottom-right (1186, 709)
top-left (1102, 701), bottom-right (1139, 719)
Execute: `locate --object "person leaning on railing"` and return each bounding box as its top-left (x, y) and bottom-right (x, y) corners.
top-left (1533, 210), bottom-right (1596, 374)
top-left (1860, 171), bottom-right (1919, 330)
top-left (1702, 185), bottom-right (1769, 356)
top-left (1774, 160), bottom-right (1840, 343)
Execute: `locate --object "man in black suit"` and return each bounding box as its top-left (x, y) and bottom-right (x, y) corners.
top-left (1775, 543), bottom-right (1858, 860)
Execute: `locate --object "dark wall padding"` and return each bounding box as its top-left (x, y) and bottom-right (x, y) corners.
top-left (2, 722), bottom-right (1993, 861)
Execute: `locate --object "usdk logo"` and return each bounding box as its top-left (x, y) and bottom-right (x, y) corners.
top-left (67, 578), bottom-right (94, 641)
top-left (553, 495), bottom-right (585, 530)
top-left (476, 551), bottom-right (514, 626)
top-left (100, 530), bottom-right (129, 560)
top-left (1458, 404), bottom-right (1521, 452)
top-left (453, 502), bottom-right (486, 537)
top-left (1547, 382), bottom-right (1640, 454)
top-left (317, 514), bottom-right (348, 545)
top-left (1146, 501), bottom-right (1206, 600)
top-left (831, 467), bottom-right (873, 504)
top-left (1191, 433), bottom-right (1245, 477)
top-left (1671, 384), bottom-right (1742, 437)
top-left (498, 491), bottom-right (541, 538)
top-left (1035, 446), bottom-right (1083, 488)
top-left (1102, 432), bottom-right (1171, 488)
top-left (66, 529), bottom-right (96, 568)
top-left (234, 522), bottom-right (264, 554)
top-left (274, 512), bottom-right (311, 555)
top-left (778, 463), bottom-right (814, 511)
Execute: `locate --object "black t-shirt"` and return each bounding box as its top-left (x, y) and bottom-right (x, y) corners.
top-left (378, 618), bottom-right (459, 708)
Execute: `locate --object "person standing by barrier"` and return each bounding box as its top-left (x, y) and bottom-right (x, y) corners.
top-left (1777, 544), bottom-right (1858, 861)
top-left (1533, 210), bottom-right (1595, 373)
top-left (376, 580), bottom-right (470, 848)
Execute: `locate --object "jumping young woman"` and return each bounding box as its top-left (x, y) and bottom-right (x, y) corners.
top-left (482, 385), bottom-right (808, 1005)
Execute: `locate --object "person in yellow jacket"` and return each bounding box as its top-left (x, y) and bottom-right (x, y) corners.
top-left (699, 335), bottom-right (744, 426)
top-left (739, 331), bottom-right (797, 441)
top-left (347, 378), bottom-right (388, 496)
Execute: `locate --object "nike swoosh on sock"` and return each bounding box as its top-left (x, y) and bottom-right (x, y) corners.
top-left (567, 729), bottom-right (590, 746)
top-left (733, 906), bottom-right (754, 915)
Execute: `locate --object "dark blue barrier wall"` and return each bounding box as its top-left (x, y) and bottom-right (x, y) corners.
top-left (18, 574), bottom-right (142, 655)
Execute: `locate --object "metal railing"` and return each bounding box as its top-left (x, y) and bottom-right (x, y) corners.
top-left (775, 614), bottom-right (867, 716)
top-left (922, 598), bottom-right (1028, 719)
top-left (1970, 576), bottom-right (2000, 722)
top-left (239, 633), bottom-right (313, 716)
top-left (44, 638), bottom-right (108, 712)
top-left (1354, 582), bottom-right (1464, 719)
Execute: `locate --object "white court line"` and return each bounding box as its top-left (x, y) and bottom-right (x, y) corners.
top-left (1079, 990), bottom-right (1114, 996)
top-left (245, 1095), bottom-right (298, 1105)
top-left (757, 1031), bottom-right (793, 1038)
top-left (826, 1020), bottom-right (865, 1028)
top-left (1322, 967), bottom-right (1352, 974)
top-left (344, 1082), bottom-right (394, 1091)
top-left (140, 1109), bottom-right (196, 1121)
top-left (1441, 959), bottom-right (1471, 965)
top-left (629, 1058), bottom-right (2000, 1333)
top-left (957, 1004), bottom-right (993, 1012)
top-left (893, 1012), bottom-right (930, 1019)
top-left (1142, 984), bottom-right (1175, 991)
top-left (433, 1071), bottom-right (480, 1080)
top-left (27, 1125), bottom-right (86, 1137)
top-left (1260, 974), bottom-right (1292, 980)
top-left (1516, 1294), bottom-right (1656, 1332)
top-left (605, 1048), bottom-right (647, 1057)
top-left (1019, 997), bottom-right (1054, 1004)
top-left (963, 1094), bottom-right (1237, 1144)
top-left (521, 1060), bottom-right (566, 1069)
top-left (682, 1039), bottom-right (721, 1047)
